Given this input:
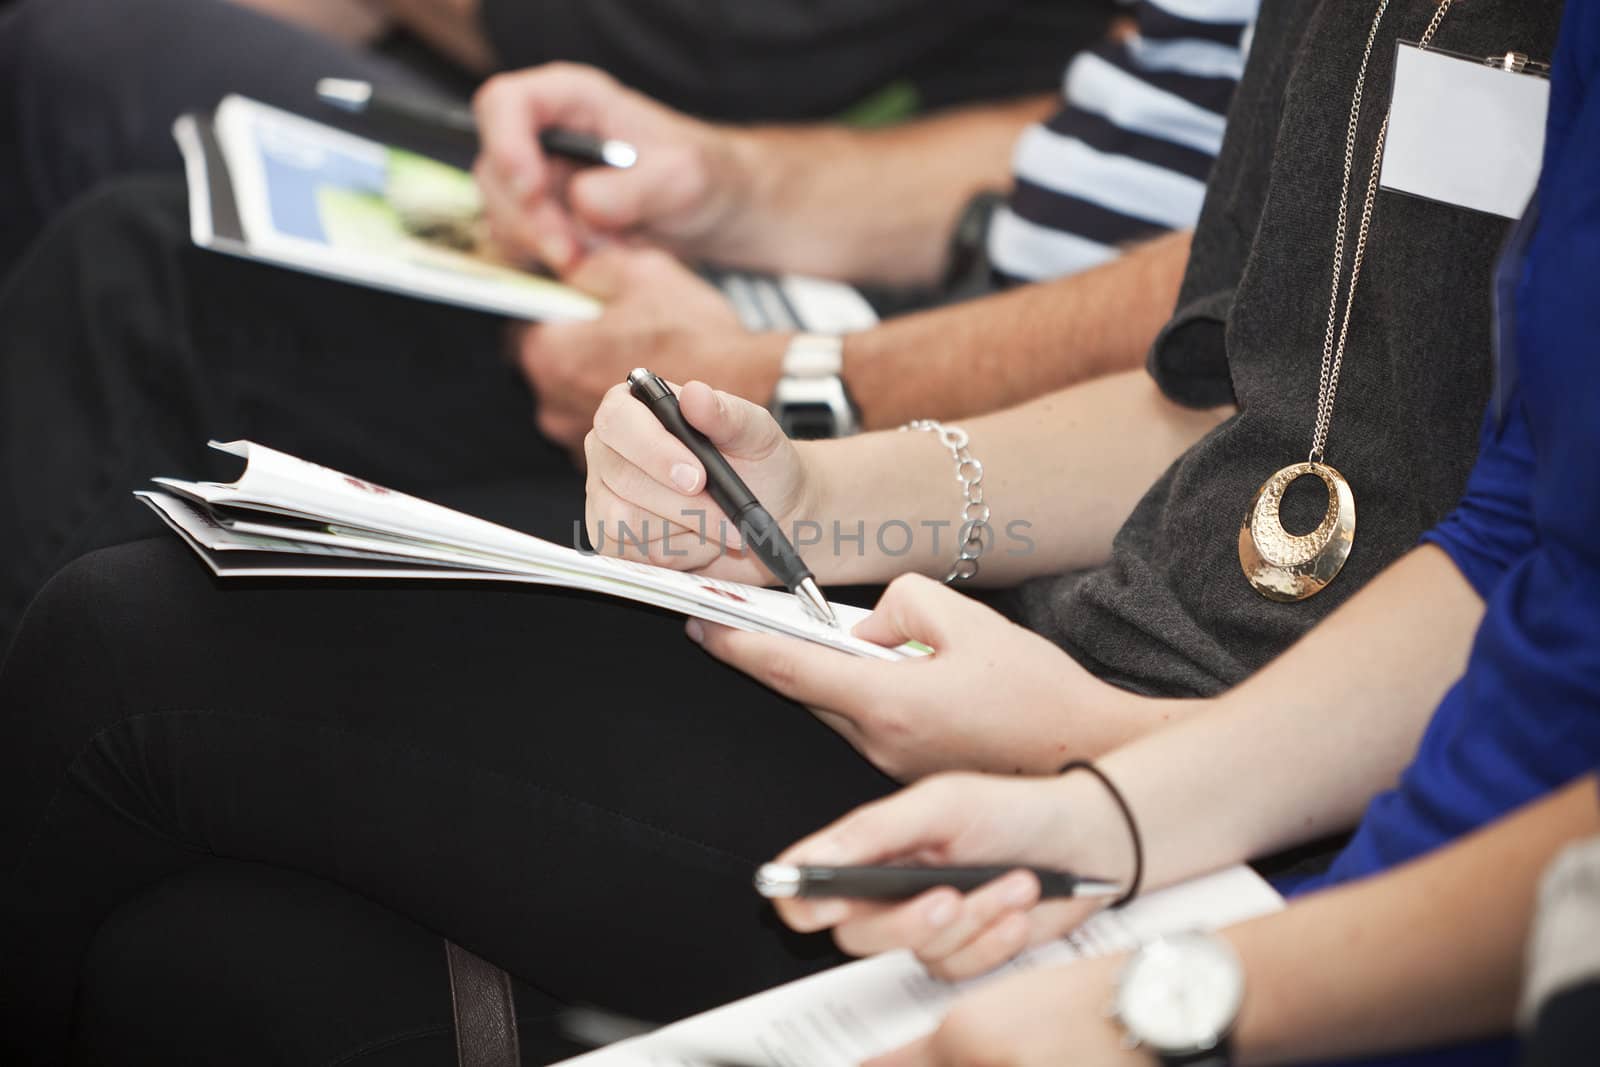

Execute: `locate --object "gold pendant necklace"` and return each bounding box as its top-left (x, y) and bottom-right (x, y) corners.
top-left (1240, 0), bottom-right (1454, 602)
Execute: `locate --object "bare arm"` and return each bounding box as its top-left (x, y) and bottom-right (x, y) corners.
top-left (844, 229), bottom-right (1193, 427)
top-left (1230, 775), bottom-right (1600, 1064)
top-left (719, 94), bottom-right (1057, 286)
top-left (229, 0), bottom-right (391, 42)
top-left (521, 229), bottom-right (1192, 451)
top-left (804, 365), bottom-right (1230, 585)
top-left (867, 777), bottom-right (1600, 1067)
top-left (378, 0), bottom-right (495, 74)
top-left (473, 66), bottom-right (1051, 281)
top-left (1060, 545), bottom-right (1485, 887)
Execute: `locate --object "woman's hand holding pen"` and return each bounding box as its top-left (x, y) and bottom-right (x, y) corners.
top-left (768, 772), bottom-right (1131, 981)
top-left (472, 63), bottom-right (751, 271)
top-left (584, 378), bottom-right (820, 585)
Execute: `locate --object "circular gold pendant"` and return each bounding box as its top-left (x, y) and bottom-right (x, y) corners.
top-left (1238, 462), bottom-right (1356, 602)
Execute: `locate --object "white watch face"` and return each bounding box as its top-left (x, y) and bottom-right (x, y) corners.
top-left (1116, 934), bottom-right (1244, 1053)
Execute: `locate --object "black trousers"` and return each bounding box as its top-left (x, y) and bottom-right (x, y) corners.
top-left (0, 179), bottom-right (894, 1062)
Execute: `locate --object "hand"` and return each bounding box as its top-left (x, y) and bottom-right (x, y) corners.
top-left (472, 63), bottom-right (746, 270)
top-left (584, 379), bottom-right (818, 582)
top-left (870, 958), bottom-right (1148, 1067)
top-left (769, 771), bottom-right (1128, 980)
top-left (517, 246), bottom-right (779, 449)
top-left (692, 574), bottom-right (1150, 781)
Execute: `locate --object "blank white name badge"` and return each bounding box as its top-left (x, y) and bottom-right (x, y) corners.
top-left (1381, 43), bottom-right (1550, 219)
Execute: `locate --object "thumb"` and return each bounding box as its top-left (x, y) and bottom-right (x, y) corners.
top-left (678, 380), bottom-right (786, 461)
top-left (865, 1034), bottom-right (938, 1067)
top-left (853, 574), bottom-right (955, 651)
top-left (568, 143), bottom-right (706, 234)
top-left (568, 166), bottom-right (653, 233)
top-left (562, 244), bottom-right (632, 299)
top-left (779, 775), bottom-right (976, 868)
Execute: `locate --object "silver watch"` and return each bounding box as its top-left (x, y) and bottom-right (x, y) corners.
top-left (1114, 933), bottom-right (1243, 1067)
top-left (770, 333), bottom-right (860, 440)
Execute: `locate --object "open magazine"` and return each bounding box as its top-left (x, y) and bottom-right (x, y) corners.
top-left (558, 866), bottom-right (1283, 1067)
top-left (136, 441), bottom-right (919, 661)
top-left (173, 95), bottom-right (880, 331)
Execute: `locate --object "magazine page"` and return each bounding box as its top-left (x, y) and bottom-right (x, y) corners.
top-left (141, 444), bottom-right (914, 659)
top-left (559, 866), bottom-right (1283, 1067)
top-left (210, 95), bottom-right (600, 322)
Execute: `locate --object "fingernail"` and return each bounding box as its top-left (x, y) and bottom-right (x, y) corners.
top-left (1002, 876), bottom-right (1035, 908)
top-left (685, 619), bottom-right (705, 644)
top-left (927, 897), bottom-right (959, 928)
top-left (808, 901), bottom-right (849, 927)
top-left (670, 463), bottom-right (701, 493)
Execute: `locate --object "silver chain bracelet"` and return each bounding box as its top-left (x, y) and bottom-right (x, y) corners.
top-left (901, 420), bottom-right (990, 583)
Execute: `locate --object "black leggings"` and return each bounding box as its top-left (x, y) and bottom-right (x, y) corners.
top-left (0, 179), bottom-right (894, 1061)
top-left (0, 538), bottom-right (893, 1060)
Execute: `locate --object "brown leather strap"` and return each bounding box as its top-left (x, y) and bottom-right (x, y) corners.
top-left (445, 940), bottom-right (521, 1067)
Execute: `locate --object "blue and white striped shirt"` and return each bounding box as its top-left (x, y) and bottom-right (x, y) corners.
top-left (988, 0), bottom-right (1259, 283)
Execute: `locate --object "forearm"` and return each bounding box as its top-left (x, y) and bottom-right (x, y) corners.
top-left (379, 0), bottom-right (494, 73)
top-left (801, 367), bottom-right (1228, 586)
top-left (848, 230), bottom-right (1193, 428)
top-left (230, 0), bottom-right (391, 42)
top-left (1052, 546), bottom-right (1484, 888)
top-left (710, 230), bottom-right (1191, 428)
top-left (1230, 776), bottom-right (1600, 1064)
top-left (712, 95), bottom-right (1056, 285)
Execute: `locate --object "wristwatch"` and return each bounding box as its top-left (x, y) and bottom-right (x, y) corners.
top-left (1113, 933), bottom-right (1243, 1067)
top-left (770, 332), bottom-right (861, 440)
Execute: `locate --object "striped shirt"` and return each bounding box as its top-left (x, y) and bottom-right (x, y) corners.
top-left (988, 0), bottom-right (1259, 283)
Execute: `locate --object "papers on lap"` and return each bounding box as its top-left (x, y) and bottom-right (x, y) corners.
top-left (173, 95), bottom-right (880, 331)
top-left (137, 441), bottom-right (914, 660)
top-left (557, 867), bottom-right (1282, 1067)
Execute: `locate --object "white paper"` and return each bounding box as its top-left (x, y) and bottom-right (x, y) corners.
top-left (559, 866), bottom-right (1282, 1067)
top-left (1381, 44), bottom-right (1548, 219)
top-left (137, 443), bottom-right (919, 661)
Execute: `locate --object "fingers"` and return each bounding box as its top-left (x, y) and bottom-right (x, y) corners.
top-left (567, 140), bottom-right (712, 234)
top-left (865, 1034), bottom-right (938, 1067)
top-left (590, 381), bottom-right (710, 497)
top-left (676, 380), bottom-right (787, 461)
top-left (852, 574), bottom-right (968, 650)
top-left (472, 64), bottom-right (625, 269)
top-left (692, 623), bottom-right (888, 711)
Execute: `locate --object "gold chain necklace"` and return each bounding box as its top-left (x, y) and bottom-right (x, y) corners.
top-left (1239, 0), bottom-right (1455, 602)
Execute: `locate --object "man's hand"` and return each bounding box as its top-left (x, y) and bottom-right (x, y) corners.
top-left (517, 247), bottom-right (778, 449)
top-left (584, 379), bottom-right (818, 582)
top-left (473, 64), bottom-right (747, 270)
top-left (691, 574), bottom-right (1153, 782)
top-left (871, 958), bottom-right (1146, 1067)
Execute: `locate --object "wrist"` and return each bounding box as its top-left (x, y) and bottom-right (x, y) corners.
top-left (680, 127), bottom-right (777, 265)
top-left (1048, 770), bottom-right (1143, 896)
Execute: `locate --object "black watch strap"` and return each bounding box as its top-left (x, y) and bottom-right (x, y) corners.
top-left (1160, 1036), bottom-right (1233, 1067)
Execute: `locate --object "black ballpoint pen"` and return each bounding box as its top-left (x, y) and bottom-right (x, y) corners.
top-left (753, 864), bottom-right (1122, 901)
top-left (626, 369), bottom-right (838, 629)
top-left (316, 78), bottom-right (640, 169)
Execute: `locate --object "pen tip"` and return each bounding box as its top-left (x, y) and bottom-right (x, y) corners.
top-left (796, 579), bottom-right (838, 629)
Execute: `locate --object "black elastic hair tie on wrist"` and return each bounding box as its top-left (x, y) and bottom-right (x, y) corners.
top-left (1059, 759), bottom-right (1143, 909)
